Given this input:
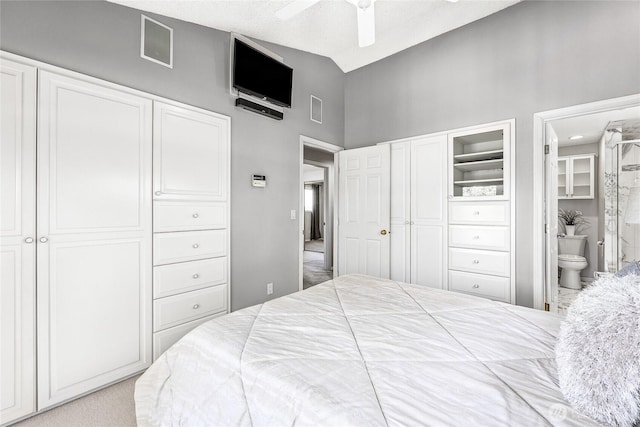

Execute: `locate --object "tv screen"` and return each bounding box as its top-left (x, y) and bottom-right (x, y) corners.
top-left (233, 39), bottom-right (293, 108)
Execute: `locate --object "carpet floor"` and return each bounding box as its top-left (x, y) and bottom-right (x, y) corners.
top-left (13, 375), bottom-right (139, 427)
top-left (303, 250), bottom-right (332, 289)
top-left (304, 238), bottom-right (324, 253)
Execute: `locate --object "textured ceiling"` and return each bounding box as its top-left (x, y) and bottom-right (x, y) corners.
top-left (107, 0), bottom-right (519, 72)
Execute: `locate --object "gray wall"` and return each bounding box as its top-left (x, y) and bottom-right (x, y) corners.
top-left (344, 1), bottom-right (640, 306)
top-left (0, 0), bottom-right (345, 311)
top-left (558, 142), bottom-right (599, 279)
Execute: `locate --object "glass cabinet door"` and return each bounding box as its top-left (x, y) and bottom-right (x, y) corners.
top-left (557, 157), bottom-right (570, 199)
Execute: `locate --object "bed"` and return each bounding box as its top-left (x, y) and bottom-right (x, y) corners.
top-left (134, 274), bottom-right (600, 426)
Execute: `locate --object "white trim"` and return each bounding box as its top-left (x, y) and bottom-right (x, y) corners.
top-left (0, 50), bottom-right (229, 122)
top-left (299, 136), bottom-right (343, 291)
top-left (532, 93), bottom-right (640, 310)
top-left (140, 15), bottom-right (173, 69)
top-left (310, 95), bottom-right (322, 124)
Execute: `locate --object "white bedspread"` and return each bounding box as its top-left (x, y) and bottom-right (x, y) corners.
top-left (135, 274), bottom-right (601, 426)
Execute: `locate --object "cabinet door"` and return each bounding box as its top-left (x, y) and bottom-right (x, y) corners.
top-left (557, 157), bottom-right (570, 199)
top-left (390, 142), bottom-right (410, 282)
top-left (570, 155), bottom-right (594, 199)
top-left (153, 102), bottom-right (229, 201)
top-left (0, 58), bottom-right (36, 425)
top-left (411, 136), bottom-right (447, 288)
top-left (37, 71), bottom-right (152, 409)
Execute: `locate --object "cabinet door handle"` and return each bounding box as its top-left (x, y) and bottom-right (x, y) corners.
top-left (24, 237), bottom-right (34, 244)
top-left (192, 243), bottom-right (199, 249)
top-left (473, 235), bottom-right (480, 240)
top-left (192, 213), bottom-right (199, 218)
top-left (474, 211), bottom-right (480, 215)
top-left (154, 191), bottom-right (162, 196)
top-left (39, 237), bottom-right (48, 243)
top-left (473, 259), bottom-right (480, 264)
top-left (193, 273), bottom-right (200, 279)
top-left (193, 304), bottom-right (200, 309)
top-left (472, 284), bottom-right (480, 288)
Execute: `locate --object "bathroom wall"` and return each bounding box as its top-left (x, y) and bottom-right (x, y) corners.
top-left (558, 142), bottom-right (599, 279)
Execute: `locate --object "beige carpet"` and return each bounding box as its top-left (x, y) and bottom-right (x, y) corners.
top-left (304, 238), bottom-right (324, 253)
top-left (14, 375), bottom-right (139, 427)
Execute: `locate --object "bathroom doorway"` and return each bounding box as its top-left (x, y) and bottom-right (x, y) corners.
top-left (536, 98), bottom-right (640, 313)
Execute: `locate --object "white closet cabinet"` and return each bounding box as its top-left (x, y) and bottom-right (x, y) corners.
top-left (36, 71), bottom-right (153, 409)
top-left (390, 135), bottom-right (447, 288)
top-left (0, 58), bottom-right (37, 426)
top-left (152, 102), bottom-right (230, 360)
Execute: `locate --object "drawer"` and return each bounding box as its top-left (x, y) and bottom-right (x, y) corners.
top-left (153, 284), bottom-right (227, 332)
top-left (449, 247), bottom-right (510, 277)
top-left (154, 230), bottom-right (226, 266)
top-left (153, 313), bottom-right (224, 360)
top-left (449, 225), bottom-right (510, 251)
top-left (154, 257), bottom-right (227, 299)
top-left (449, 201), bottom-right (509, 225)
top-left (449, 270), bottom-right (510, 301)
top-left (154, 201), bottom-right (227, 232)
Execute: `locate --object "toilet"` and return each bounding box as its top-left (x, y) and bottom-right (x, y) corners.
top-left (558, 235), bottom-right (588, 290)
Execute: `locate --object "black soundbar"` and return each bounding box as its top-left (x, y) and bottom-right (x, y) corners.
top-left (235, 98), bottom-right (283, 120)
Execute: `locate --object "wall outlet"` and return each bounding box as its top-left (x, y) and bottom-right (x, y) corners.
top-left (267, 282), bottom-right (273, 295)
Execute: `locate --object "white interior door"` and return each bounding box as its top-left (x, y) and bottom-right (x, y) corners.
top-left (37, 71), bottom-right (153, 409)
top-left (545, 123), bottom-right (559, 311)
top-left (411, 136), bottom-right (447, 288)
top-left (338, 145), bottom-right (390, 278)
top-left (0, 58), bottom-right (37, 425)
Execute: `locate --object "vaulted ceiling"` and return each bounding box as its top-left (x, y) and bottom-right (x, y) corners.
top-left (107, 0), bottom-right (519, 72)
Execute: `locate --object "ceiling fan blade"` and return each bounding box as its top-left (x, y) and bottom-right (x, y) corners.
top-left (357, 1), bottom-right (375, 47)
top-left (275, 0), bottom-right (322, 20)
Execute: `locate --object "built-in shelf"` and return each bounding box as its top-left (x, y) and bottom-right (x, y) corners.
top-left (453, 158), bottom-right (503, 172)
top-left (454, 149), bottom-right (503, 163)
top-left (558, 154), bottom-right (595, 200)
top-left (454, 178), bottom-right (504, 186)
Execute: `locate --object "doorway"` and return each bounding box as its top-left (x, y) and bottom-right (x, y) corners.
top-left (532, 94), bottom-right (640, 312)
top-left (299, 136), bottom-right (342, 290)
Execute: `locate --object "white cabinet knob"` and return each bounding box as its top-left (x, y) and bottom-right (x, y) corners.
top-left (193, 273), bottom-right (199, 279)
top-left (39, 237), bottom-right (48, 243)
top-left (473, 259), bottom-right (480, 264)
top-left (474, 211), bottom-right (480, 215)
top-left (193, 304), bottom-right (200, 309)
top-left (192, 243), bottom-right (199, 249)
top-left (154, 191), bottom-right (162, 196)
top-left (473, 284), bottom-right (480, 288)
top-left (24, 237), bottom-right (34, 243)
top-left (473, 235), bottom-right (480, 240)
top-left (192, 213), bottom-right (199, 218)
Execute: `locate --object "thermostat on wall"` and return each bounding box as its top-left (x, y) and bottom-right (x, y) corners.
top-left (252, 174), bottom-right (266, 188)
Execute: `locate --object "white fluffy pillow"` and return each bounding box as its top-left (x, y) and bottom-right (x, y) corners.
top-left (556, 274), bottom-right (640, 426)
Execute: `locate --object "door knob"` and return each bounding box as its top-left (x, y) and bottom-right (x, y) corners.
top-left (24, 237), bottom-right (34, 243)
top-left (39, 237), bottom-right (48, 243)
top-left (380, 230), bottom-right (388, 235)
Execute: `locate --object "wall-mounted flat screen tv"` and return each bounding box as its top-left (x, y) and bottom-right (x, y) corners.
top-left (233, 39), bottom-right (293, 108)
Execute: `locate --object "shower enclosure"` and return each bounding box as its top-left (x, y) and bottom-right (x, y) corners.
top-left (604, 119), bottom-right (640, 273)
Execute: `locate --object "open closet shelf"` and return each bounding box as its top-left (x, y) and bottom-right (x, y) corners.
top-left (453, 149), bottom-right (503, 163)
top-left (453, 158), bottom-right (503, 172)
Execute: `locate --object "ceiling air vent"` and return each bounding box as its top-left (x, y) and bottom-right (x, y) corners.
top-left (140, 15), bottom-right (173, 68)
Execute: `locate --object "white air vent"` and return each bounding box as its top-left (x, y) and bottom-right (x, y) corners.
top-left (141, 15), bottom-right (173, 68)
top-left (310, 95), bottom-right (322, 124)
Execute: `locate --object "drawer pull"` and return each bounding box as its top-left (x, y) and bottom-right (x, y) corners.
top-left (193, 273), bottom-right (200, 279)
top-left (474, 211), bottom-right (480, 215)
top-left (473, 259), bottom-right (480, 264)
top-left (473, 284), bottom-right (480, 288)
top-left (193, 243), bottom-right (199, 249)
top-left (473, 235), bottom-right (480, 240)
top-left (193, 304), bottom-right (200, 309)
top-left (192, 213), bottom-right (199, 218)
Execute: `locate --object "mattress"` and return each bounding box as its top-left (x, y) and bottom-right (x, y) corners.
top-left (135, 274), bottom-right (600, 426)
